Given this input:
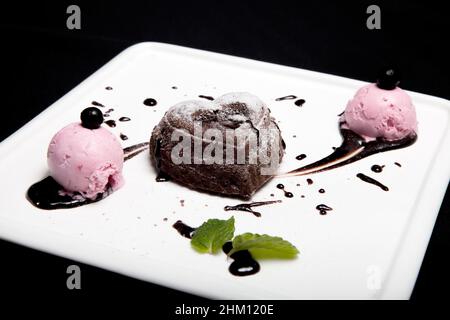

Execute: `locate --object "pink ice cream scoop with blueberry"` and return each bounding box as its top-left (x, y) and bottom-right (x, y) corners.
top-left (28, 107), bottom-right (126, 209)
top-left (344, 68), bottom-right (417, 141)
top-left (282, 67), bottom-right (418, 178)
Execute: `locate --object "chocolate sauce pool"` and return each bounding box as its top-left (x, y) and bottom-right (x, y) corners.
top-left (27, 142), bottom-right (150, 210)
top-left (172, 221), bottom-right (260, 276)
top-left (224, 200), bottom-right (282, 217)
top-left (223, 241), bottom-right (260, 277)
top-left (27, 177), bottom-right (112, 210)
top-left (281, 125), bottom-right (417, 177)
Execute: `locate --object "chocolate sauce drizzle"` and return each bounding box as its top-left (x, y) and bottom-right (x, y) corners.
top-left (119, 117), bottom-right (131, 122)
top-left (276, 184), bottom-right (293, 198)
top-left (224, 200), bottom-right (282, 217)
top-left (198, 95), bottom-right (214, 101)
top-left (105, 86), bottom-right (113, 90)
top-left (307, 178), bottom-right (313, 185)
top-left (280, 125), bottom-right (417, 177)
top-left (123, 142), bottom-right (149, 161)
top-left (154, 139), bottom-right (171, 182)
top-left (316, 204), bottom-right (333, 215)
top-left (395, 162), bottom-right (402, 167)
top-left (223, 241), bottom-right (260, 277)
top-left (318, 188), bottom-right (325, 193)
top-left (295, 99), bottom-right (305, 107)
top-left (27, 142), bottom-right (150, 210)
top-left (120, 133), bottom-right (128, 141)
top-left (356, 173), bottom-right (389, 191)
top-left (275, 95), bottom-right (297, 101)
top-left (172, 220), bottom-right (196, 239)
top-left (296, 154), bottom-right (307, 161)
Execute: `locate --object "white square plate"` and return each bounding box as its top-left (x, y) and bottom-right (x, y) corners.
top-left (0, 43), bottom-right (449, 299)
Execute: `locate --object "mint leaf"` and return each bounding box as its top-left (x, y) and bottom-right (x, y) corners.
top-left (191, 217), bottom-right (235, 254)
top-left (229, 233), bottom-right (299, 259)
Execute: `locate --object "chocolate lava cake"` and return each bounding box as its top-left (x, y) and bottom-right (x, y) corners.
top-left (150, 92), bottom-right (285, 199)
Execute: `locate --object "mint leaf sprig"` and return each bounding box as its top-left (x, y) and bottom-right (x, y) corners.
top-left (189, 217), bottom-right (299, 260)
top-left (229, 233), bottom-right (299, 259)
top-left (191, 217), bottom-right (235, 254)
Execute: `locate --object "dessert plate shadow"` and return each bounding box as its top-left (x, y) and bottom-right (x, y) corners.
top-left (0, 42), bottom-right (449, 299)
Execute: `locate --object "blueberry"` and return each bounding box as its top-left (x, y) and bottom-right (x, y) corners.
top-left (80, 107), bottom-right (104, 129)
top-left (376, 67), bottom-right (401, 90)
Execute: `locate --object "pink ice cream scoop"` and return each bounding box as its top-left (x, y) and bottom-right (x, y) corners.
top-left (344, 69), bottom-right (417, 141)
top-left (47, 108), bottom-right (124, 200)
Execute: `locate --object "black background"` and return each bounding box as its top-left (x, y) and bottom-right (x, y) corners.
top-left (0, 0), bottom-right (449, 310)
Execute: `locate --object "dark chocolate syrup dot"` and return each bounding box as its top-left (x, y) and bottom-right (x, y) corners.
top-left (295, 99), bottom-right (305, 107)
top-left (119, 117), bottom-right (131, 122)
top-left (371, 165), bottom-right (384, 173)
top-left (395, 162), bottom-right (402, 167)
top-left (319, 188), bottom-right (325, 193)
top-left (316, 204), bottom-right (333, 215)
top-left (275, 95), bottom-right (297, 101)
top-left (357, 173), bottom-right (389, 191)
top-left (296, 154), bottom-right (307, 161)
top-left (171, 86), bottom-right (178, 89)
top-left (198, 95), bottom-right (214, 101)
top-left (222, 242), bottom-right (260, 277)
top-left (91, 101), bottom-right (105, 107)
top-left (120, 133), bottom-right (128, 141)
top-left (224, 200), bottom-right (281, 217)
top-left (143, 98), bottom-right (157, 106)
top-left (105, 86), bottom-right (113, 90)
top-left (104, 120), bottom-right (116, 128)
top-left (307, 178), bottom-right (313, 185)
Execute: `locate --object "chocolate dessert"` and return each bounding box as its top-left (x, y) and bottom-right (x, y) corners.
top-left (150, 92), bottom-right (285, 199)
